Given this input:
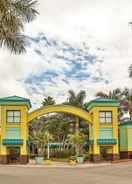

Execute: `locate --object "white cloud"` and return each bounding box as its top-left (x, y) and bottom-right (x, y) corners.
top-left (0, 0), bottom-right (132, 109)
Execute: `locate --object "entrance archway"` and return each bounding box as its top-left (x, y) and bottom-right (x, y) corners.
top-left (27, 105), bottom-right (92, 124)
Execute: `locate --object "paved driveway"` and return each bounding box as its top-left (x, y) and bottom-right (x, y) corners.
top-left (0, 163), bottom-right (132, 184)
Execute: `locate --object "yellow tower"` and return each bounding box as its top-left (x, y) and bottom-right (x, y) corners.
top-left (0, 96), bottom-right (31, 164)
top-left (84, 98), bottom-right (119, 162)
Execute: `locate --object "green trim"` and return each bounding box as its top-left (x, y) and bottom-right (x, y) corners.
top-left (3, 139), bottom-right (23, 145)
top-left (0, 96), bottom-right (31, 109)
top-left (119, 121), bottom-right (132, 126)
top-left (97, 139), bottom-right (117, 145)
top-left (84, 101), bottom-right (119, 111)
top-left (84, 98), bottom-right (119, 111)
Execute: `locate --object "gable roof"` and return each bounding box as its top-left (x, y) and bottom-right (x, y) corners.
top-left (84, 98), bottom-right (119, 111)
top-left (0, 96), bottom-right (31, 109)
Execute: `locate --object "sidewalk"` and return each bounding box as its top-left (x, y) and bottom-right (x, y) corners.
top-left (1, 161), bottom-right (112, 168)
top-left (1, 159), bottom-right (131, 168)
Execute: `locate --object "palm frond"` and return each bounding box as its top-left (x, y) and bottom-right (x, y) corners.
top-left (11, 0), bottom-right (38, 22)
top-left (0, 33), bottom-right (28, 54)
top-left (95, 92), bottom-right (108, 98)
top-left (0, 0), bottom-right (38, 54)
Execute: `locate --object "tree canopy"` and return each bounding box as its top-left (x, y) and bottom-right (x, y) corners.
top-left (0, 0), bottom-right (38, 54)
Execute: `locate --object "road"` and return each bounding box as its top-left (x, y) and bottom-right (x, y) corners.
top-left (0, 163), bottom-right (132, 184)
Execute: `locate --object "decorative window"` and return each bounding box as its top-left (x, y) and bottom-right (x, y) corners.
top-left (99, 111), bottom-right (112, 123)
top-left (7, 111), bottom-right (21, 123)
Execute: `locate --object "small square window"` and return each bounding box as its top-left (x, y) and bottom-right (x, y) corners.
top-left (106, 112), bottom-right (112, 117)
top-left (14, 111), bottom-right (20, 116)
top-left (7, 111), bottom-right (21, 123)
top-left (100, 117), bottom-right (106, 123)
top-left (106, 117), bottom-right (112, 123)
top-left (14, 117), bottom-right (20, 123)
top-left (7, 111), bottom-right (14, 116)
top-left (7, 116), bottom-right (14, 123)
top-left (100, 112), bottom-right (105, 117)
top-left (99, 111), bottom-right (112, 123)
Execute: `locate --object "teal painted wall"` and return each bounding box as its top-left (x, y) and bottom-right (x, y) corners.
top-left (6, 128), bottom-right (21, 139)
top-left (99, 128), bottom-right (113, 139)
top-left (128, 128), bottom-right (132, 149)
top-left (119, 127), bottom-right (127, 151)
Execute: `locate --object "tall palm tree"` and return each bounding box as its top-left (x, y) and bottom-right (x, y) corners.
top-left (0, 0), bottom-right (38, 54)
top-left (67, 90), bottom-right (86, 108)
top-left (31, 129), bottom-right (52, 159)
top-left (65, 90), bottom-right (86, 134)
top-left (42, 96), bottom-right (55, 106)
top-left (96, 88), bottom-right (122, 100)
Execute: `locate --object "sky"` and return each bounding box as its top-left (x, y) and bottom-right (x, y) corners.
top-left (0, 0), bottom-right (132, 109)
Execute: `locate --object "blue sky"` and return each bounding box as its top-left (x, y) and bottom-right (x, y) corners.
top-left (0, 0), bottom-right (132, 108)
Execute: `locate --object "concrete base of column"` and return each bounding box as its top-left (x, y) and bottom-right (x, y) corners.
top-left (20, 155), bottom-right (29, 164)
top-left (0, 155), bottom-right (8, 164)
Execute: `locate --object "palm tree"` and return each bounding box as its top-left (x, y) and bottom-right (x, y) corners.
top-left (42, 96), bottom-right (55, 106)
top-left (31, 129), bottom-right (53, 159)
top-left (65, 90), bottom-right (86, 134)
top-left (96, 88), bottom-right (122, 100)
top-left (67, 133), bottom-right (87, 156)
top-left (0, 0), bottom-right (38, 54)
top-left (43, 114), bottom-right (71, 144)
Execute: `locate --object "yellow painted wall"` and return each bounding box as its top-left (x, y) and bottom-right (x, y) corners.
top-left (88, 106), bottom-right (119, 156)
top-left (0, 105), bottom-right (28, 155)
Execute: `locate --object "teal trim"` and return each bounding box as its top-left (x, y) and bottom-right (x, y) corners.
top-left (0, 96), bottom-right (31, 109)
top-left (97, 139), bottom-right (117, 145)
top-left (84, 98), bottom-right (119, 111)
top-left (3, 139), bottom-right (23, 145)
top-left (119, 121), bottom-right (132, 126)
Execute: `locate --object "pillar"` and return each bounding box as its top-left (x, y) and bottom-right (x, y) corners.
top-left (90, 109), bottom-right (100, 162)
top-left (112, 108), bottom-right (119, 160)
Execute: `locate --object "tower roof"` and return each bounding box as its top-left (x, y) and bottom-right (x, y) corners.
top-left (0, 95), bottom-right (31, 109)
top-left (84, 98), bottom-right (119, 111)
